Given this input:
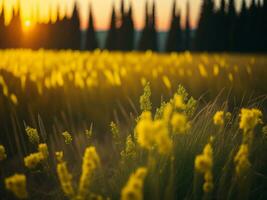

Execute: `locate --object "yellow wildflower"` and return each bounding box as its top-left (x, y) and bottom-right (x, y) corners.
top-left (5, 174), bottom-right (28, 199)
top-left (234, 144), bottom-right (250, 176)
top-left (78, 146), bottom-right (100, 199)
top-left (162, 75), bottom-right (172, 89)
top-left (171, 112), bottom-right (190, 134)
top-left (0, 145), bottom-right (7, 161)
top-left (62, 131), bottom-right (73, 144)
top-left (57, 162), bottom-right (75, 198)
top-left (198, 64), bottom-right (208, 77)
top-left (213, 111), bottom-right (224, 126)
top-left (25, 126), bottom-right (40, 145)
top-left (24, 152), bottom-right (44, 169)
top-left (173, 94), bottom-right (186, 110)
top-left (136, 111), bottom-right (172, 154)
top-left (38, 143), bottom-right (49, 159)
top-left (10, 93), bottom-right (18, 105)
top-left (121, 167), bottom-right (147, 200)
top-left (195, 143), bottom-right (214, 194)
top-left (55, 151), bottom-right (64, 163)
top-left (239, 108), bottom-right (262, 132)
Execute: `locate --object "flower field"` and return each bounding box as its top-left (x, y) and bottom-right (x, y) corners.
top-left (0, 49), bottom-right (267, 200)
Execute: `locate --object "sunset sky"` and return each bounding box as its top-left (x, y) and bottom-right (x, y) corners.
top-left (77, 0), bottom-right (255, 31)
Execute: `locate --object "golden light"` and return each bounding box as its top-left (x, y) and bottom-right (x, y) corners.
top-left (25, 20), bottom-right (31, 27)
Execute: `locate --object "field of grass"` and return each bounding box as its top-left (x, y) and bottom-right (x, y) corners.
top-left (0, 50), bottom-right (267, 200)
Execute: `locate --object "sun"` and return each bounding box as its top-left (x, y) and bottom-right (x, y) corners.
top-left (24, 20), bottom-right (31, 27)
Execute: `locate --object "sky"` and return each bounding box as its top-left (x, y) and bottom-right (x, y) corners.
top-left (77, 0), bottom-right (255, 31)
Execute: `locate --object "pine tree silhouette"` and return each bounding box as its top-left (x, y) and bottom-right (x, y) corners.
top-left (236, 0), bottom-right (248, 52)
top-left (184, 0), bottom-right (191, 51)
top-left (227, 0), bottom-right (237, 51)
top-left (68, 4), bottom-right (81, 50)
top-left (6, 10), bottom-right (22, 48)
top-left (105, 4), bottom-right (118, 50)
top-left (138, 0), bottom-right (150, 51)
top-left (0, 9), bottom-right (6, 48)
top-left (166, 0), bottom-right (182, 52)
top-left (150, 1), bottom-right (158, 51)
top-left (86, 4), bottom-right (98, 51)
top-left (194, 0), bottom-right (215, 51)
top-left (118, 0), bottom-right (125, 50)
top-left (215, 0), bottom-right (227, 51)
top-left (124, 2), bottom-right (135, 51)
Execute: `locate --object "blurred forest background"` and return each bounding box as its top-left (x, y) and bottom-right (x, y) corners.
top-left (0, 0), bottom-right (266, 52)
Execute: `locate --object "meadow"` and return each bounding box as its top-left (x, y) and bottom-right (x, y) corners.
top-left (0, 49), bottom-right (267, 200)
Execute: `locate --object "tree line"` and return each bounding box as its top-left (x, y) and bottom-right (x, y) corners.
top-left (0, 0), bottom-right (266, 52)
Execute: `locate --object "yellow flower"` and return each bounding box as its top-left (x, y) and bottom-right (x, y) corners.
top-left (5, 174), bottom-right (28, 199)
top-left (0, 145), bottom-right (7, 161)
top-left (136, 112), bottom-right (172, 154)
top-left (234, 144), bottom-right (250, 176)
top-left (173, 94), bottom-right (186, 110)
top-left (62, 131), bottom-right (73, 144)
top-left (55, 151), bottom-right (64, 163)
top-left (162, 75), bottom-right (172, 89)
top-left (24, 152), bottom-right (44, 169)
top-left (38, 143), bottom-right (49, 159)
top-left (195, 154), bottom-right (212, 173)
top-left (25, 126), bottom-right (40, 145)
top-left (78, 146), bottom-right (100, 199)
top-left (57, 162), bottom-right (75, 198)
top-left (171, 112), bottom-right (190, 134)
top-left (195, 143), bottom-right (214, 194)
top-left (198, 64), bottom-right (208, 77)
top-left (121, 135), bottom-right (137, 163)
top-left (136, 112), bottom-right (155, 150)
top-left (239, 108), bottom-right (262, 132)
top-left (10, 93), bottom-right (18, 105)
top-left (213, 111), bottom-right (224, 126)
top-left (121, 167), bottom-right (147, 200)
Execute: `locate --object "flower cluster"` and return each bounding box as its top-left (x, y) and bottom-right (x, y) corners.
top-left (0, 144), bottom-right (7, 161)
top-left (195, 143), bottom-right (214, 193)
top-left (121, 167), bottom-right (148, 200)
top-left (5, 174), bottom-right (28, 199)
top-left (239, 108), bottom-right (262, 132)
top-left (62, 131), bottom-right (73, 144)
top-left (136, 111), bottom-right (173, 154)
top-left (234, 144), bottom-right (251, 177)
top-left (55, 151), bottom-right (64, 163)
top-left (57, 162), bottom-right (75, 198)
top-left (38, 143), bottom-right (49, 159)
top-left (171, 112), bottom-right (190, 134)
top-left (213, 111), bottom-right (224, 126)
top-left (78, 146), bottom-right (100, 199)
top-left (121, 135), bottom-right (137, 163)
top-left (25, 126), bottom-right (40, 145)
top-left (24, 152), bottom-right (44, 169)
top-left (139, 82), bottom-right (152, 112)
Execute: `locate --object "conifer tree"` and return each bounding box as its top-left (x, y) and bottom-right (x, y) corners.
top-left (124, 2), bottom-right (135, 51)
top-left (105, 4), bottom-right (118, 50)
top-left (184, 0), bottom-right (191, 51)
top-left (227, 0), bottom-right (237, 51)
top-left (166, 0), bottom-right (182, 52)
top-left (0, 9), bottom-right (6, 48)
top-left (150, 0), bottom-right (158, 51)
top-left (86, 4), bottom-right (98, 51)
top-left (138, 0), bottom-right (150, 51)
top-left (68, 4), bottom-right (81, 50)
